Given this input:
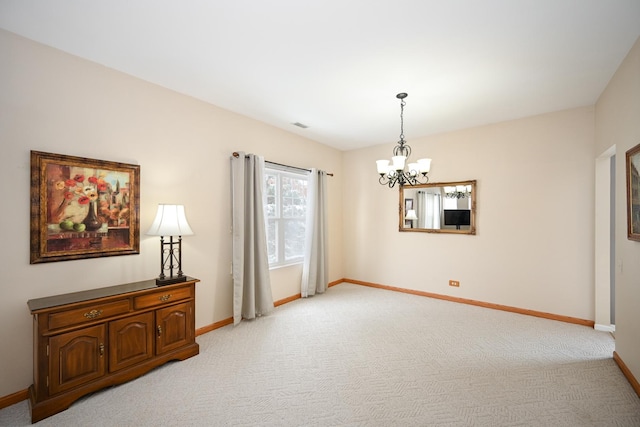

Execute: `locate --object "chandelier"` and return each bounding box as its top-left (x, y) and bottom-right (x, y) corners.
top-left (445, 185), bottom-right (472, 199)
top-left (376, 93), bottom-right (431, 188)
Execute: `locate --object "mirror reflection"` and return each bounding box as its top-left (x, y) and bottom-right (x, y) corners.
top-left (399, 180), bottom-right (476, 234)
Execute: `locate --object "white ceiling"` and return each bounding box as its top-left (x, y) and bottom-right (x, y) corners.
top-left (1, 1), bottom-right (640, 151)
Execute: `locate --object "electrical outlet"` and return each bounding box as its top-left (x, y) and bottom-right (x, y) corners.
top-left (449, 280), bottom-right (460, 287)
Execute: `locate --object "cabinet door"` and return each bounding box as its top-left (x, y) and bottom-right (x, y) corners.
top-left (49, 324), bottom-right (106, 395)
top-left (109, 311), bottom-right (154, 372)
top-left (156, 301), bottom-right (194, 355)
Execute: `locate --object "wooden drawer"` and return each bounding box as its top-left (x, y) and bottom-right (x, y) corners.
top-left (133, 286), bottom-right (192, 310)
top-left (48, 299), bottom-right (131, 330)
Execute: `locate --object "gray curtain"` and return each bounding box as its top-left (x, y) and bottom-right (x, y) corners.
top-left (425, 192), bottom-right (441, 229)
top-left (231, 152), bottom-right (274, 325)
top-left (417, 190), bottom-right (441, 229)
top-left (416, 190), bottom-right (426, 229)
top-left (301, 169), bottom-right (328, 297)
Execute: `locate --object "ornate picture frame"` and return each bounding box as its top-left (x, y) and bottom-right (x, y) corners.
top-left (30, 151), bottom-right (140, 263)
top-left (626, 143), bottom-right (640, 241)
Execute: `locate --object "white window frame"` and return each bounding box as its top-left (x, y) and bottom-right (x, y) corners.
top-left (264, 165), bottom-right (309, 268)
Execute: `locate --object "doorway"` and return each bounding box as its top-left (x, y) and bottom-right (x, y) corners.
top-left (594, 146), bottom-right (615, 332)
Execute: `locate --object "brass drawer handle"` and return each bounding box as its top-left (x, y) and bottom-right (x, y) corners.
top-left (157, 325), bottom-right (162, 336)
top-left (83, 309), bottom-right (103, 319)
top-left (159, 294), bottom-right (172, 302)
top-left (99, 343), bottom-right (105, 356)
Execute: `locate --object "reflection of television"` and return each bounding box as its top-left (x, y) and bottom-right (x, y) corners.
top-left (444, 209), bottom-right (471, 229)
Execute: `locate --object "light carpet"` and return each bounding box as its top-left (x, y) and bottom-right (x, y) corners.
top-left (1, 283), bottom-right (639, 426)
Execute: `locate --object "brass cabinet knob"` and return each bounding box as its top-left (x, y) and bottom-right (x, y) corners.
top-left (83, 309), bottom-right (103, 319)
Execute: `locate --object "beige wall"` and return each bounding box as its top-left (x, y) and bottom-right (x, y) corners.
top-left (343, 106), bottom-right (596, 319)
top-left (595, 37), bottom-right (640, 383)
top-left (0, 29), bottom-right (344, 397)
top-left (3, 26), bottom-right (639, 401)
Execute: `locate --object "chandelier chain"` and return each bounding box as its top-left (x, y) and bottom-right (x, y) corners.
top-left (399, 98), bottom-right (405, 143)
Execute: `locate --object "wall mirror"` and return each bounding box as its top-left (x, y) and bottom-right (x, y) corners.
top-left (399, 180), bottom-right (476, 234)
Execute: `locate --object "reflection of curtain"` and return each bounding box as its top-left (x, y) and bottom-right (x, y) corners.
top-left (416, 191), bottom-right (426, 229)
top-left (301, 169), bottom-right (328, 297)
top-left (433, 194), bottom-right (441, 229)
top-left (421, 192), bottom-right (441, 229)
top-left (231, 152), bottom-right (274, 325)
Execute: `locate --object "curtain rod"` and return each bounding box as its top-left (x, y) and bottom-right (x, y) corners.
top-left (232, 152), bottom-right (333, 176)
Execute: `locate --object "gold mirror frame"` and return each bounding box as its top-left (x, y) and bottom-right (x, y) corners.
top-left (399, 180), bottom-right (476, 234)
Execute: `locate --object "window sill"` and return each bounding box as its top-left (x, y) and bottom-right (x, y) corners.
top-left (269, 261), bottom-right (303, 271)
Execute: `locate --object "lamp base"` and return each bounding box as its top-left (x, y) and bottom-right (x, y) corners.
top-left (156, 275), bottom-right (188, 286)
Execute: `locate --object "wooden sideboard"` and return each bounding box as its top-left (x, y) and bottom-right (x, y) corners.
top-left (27, 277), bottom-right (199, 423)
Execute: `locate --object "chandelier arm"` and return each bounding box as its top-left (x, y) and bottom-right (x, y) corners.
top-left (403, 173), bottom-right (429, 187)
top-left (402, 172), bottom-right (412, 186)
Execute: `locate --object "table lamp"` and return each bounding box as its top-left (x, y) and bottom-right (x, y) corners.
top-left (146, 204), bottom-right (194, 286)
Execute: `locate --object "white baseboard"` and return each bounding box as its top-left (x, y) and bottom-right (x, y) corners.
top-left (594, 323), bottom-right (615, 332)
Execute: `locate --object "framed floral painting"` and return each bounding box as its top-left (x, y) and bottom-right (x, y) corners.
top-left (626, 143), bottom-right (640, 242)
top-left (30, 151), bottom-right (140, 263)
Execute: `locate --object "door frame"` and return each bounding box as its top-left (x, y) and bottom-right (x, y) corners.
top-left (594, 145), bottom-right (616, 332)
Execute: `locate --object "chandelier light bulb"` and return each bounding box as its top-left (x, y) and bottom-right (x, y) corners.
top-left (376, 159), bottom-right (390, 175)
top-left (392, 155), bottom-right (406, 171)
top-left (418, 158), bottom-right (431, 173)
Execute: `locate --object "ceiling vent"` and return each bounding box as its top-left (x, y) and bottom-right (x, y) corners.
top-left (292, 122), bottom-right (309, 129)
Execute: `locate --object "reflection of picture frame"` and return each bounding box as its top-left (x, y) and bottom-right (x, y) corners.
top-left (30, 151), bottom-right (140, 263)
top-left (627, 143), bottom-right (640, 241)
top-left (405, 198), bottom-right (413, 211)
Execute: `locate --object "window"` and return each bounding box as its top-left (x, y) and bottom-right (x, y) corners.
top-left (264, 166), bottom-right (308, 267)
top-left (442, 196), bottom-right (471, 210)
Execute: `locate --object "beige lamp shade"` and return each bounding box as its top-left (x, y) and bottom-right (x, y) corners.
top-left (147, 204), bottom-right (194, 236)
top-left (405, 209), bottom-right (418, 220)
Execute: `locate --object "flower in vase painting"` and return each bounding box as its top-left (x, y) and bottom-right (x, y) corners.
top-left (47, 164), bottom-right (132, 230)
top-left (53, 171), bottom-right (111, 225)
